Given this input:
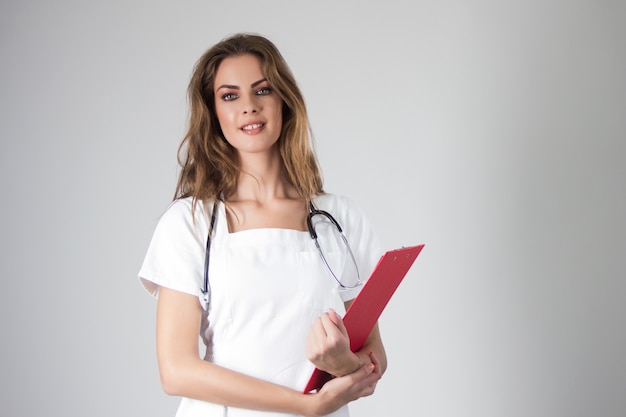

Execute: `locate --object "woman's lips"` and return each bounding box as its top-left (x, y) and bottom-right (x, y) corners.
top-left (241, 122), bottom-right (264, 133)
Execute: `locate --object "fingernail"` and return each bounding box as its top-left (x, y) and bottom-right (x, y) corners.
top-left (367, 364), bottom-right (375, 373)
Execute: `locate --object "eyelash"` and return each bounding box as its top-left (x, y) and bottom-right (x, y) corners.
top-left (222, 93), bottom-right (238, 101)
top-left (221, 87), bottom-right (272, 101)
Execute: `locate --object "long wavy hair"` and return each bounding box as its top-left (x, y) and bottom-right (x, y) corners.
top-left (174, 33), bottom-right (324, 208)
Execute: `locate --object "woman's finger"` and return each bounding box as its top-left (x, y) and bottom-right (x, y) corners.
top-left (368, 351), bottom-right (382, 375)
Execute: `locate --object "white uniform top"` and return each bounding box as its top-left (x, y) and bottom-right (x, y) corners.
top-left (139, 193), bottom-right (383, 417)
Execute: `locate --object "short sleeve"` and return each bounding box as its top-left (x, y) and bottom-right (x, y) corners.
top-left (315, 194), bottom-right (384, 302)
top-left (138, 198), bottom-right (210, 299)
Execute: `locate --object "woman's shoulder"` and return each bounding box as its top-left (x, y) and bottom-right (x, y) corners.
top-left (314, 193), bottom-right (370, 225)
top-left (156, 197), bottom-right (212, 233)
top-left (314, 192), bottom-right (360, 211)
top-left (161, 196), bottom-right (216, 216)
top-left (164, 195), bottom-right (193, 212)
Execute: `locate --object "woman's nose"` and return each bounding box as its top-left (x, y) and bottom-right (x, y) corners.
top-left (242, 96), bottom-right (259, 114)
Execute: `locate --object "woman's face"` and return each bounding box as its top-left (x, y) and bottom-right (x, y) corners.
top-left (213, 54), bottom-right (283, 157)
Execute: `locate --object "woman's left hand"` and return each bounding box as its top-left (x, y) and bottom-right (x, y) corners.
top-left (306, 308), bottom-right (362, 377)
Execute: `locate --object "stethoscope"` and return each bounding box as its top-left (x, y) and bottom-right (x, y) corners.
top-left (199, 200), bottom-right (361, 311)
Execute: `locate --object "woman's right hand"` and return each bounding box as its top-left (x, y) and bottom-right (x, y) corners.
top-left (304, 351), bottom-right (382, 417)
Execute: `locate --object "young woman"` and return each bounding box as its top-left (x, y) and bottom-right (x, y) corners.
top-left (139, 33), bottom-right (386, 417)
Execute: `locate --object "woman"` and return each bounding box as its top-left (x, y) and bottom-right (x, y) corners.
top-left (139, 33), bottom-right (386, 417)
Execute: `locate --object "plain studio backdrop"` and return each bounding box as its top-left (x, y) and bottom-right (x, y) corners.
top-left (1, 1), bottom-right (625, 416)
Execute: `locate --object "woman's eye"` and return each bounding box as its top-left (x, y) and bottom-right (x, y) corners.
top-left (256, 87), bottom-right (272, 95)
top-left (222, 93), bottom-right (238, 101)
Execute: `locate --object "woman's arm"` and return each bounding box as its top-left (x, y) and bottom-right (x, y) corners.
top-left (306, 301), bottom-right (387, 378)
top-left (156, 287), bottom-right (381, 417)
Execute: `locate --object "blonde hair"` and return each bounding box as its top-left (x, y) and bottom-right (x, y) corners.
top-left (174, 33), bottom-right (324, 206)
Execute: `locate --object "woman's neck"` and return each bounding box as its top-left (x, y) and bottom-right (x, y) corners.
top-left (229, 148), bottom-right (297, 203)
top-left (224, 149), bottom-right (307, 233)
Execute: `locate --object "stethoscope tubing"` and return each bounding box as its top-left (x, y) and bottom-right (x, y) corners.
top-left (200, 200), bottom-right (358, 311)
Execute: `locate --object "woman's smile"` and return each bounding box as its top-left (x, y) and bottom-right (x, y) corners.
top-left (241, 122), bottom-right (265, 133)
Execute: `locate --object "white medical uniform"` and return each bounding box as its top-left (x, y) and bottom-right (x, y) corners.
top-left (139, 193), bottom-right (383, 417)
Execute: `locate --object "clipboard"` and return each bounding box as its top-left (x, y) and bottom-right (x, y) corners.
top-left (303, 244), bottom-right (425, 393)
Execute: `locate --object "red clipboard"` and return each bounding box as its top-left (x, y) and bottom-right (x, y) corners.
top-left (303, 244), bottom-right (425, 393)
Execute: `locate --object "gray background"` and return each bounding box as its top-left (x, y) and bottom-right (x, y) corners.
top-left (1, 1), bottom-right (625, 416)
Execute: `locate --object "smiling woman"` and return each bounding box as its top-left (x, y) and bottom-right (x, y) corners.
top-left (137, 33), bottom-right (387, 417)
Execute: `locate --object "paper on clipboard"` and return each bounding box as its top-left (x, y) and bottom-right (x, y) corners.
top-left (303, 244), bottom-right (425, 393)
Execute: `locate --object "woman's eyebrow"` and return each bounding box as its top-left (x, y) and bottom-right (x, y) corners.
top-left (250, 78), bottom-right (267, 88)
top-left (216, 78), bottom-right (267, 92)
top-left (216, 83), bottom-right (239, 91)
